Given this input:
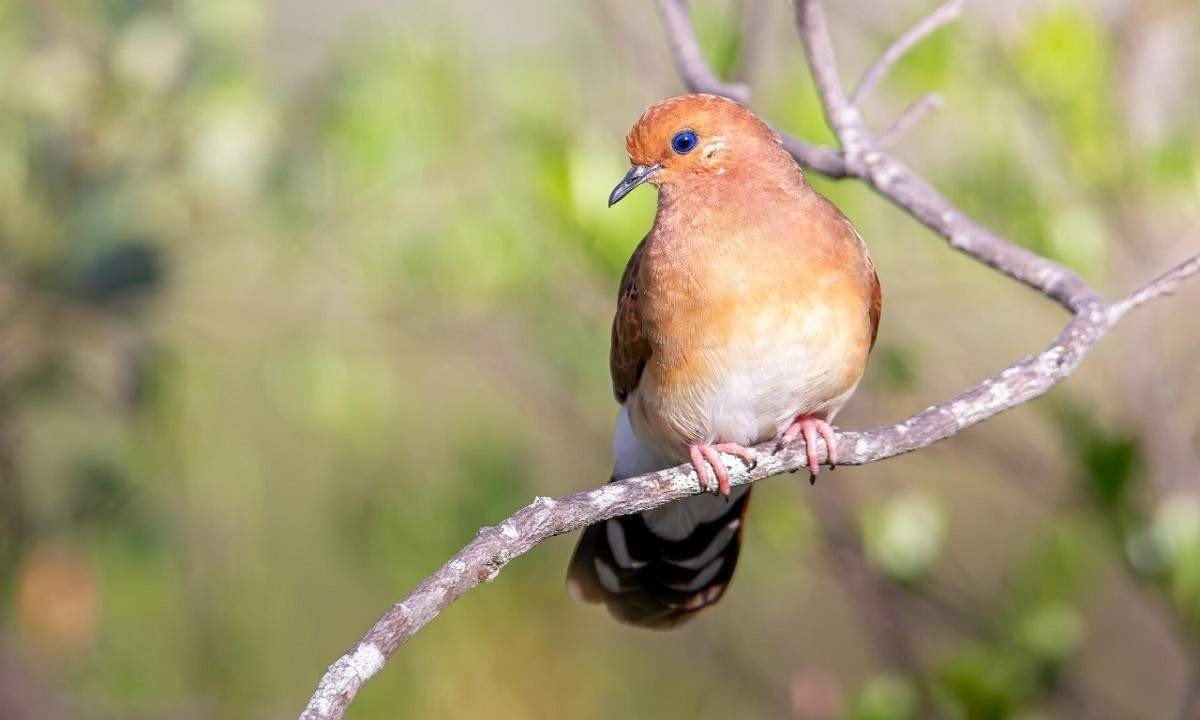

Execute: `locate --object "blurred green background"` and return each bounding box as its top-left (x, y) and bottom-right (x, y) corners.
top-left (1, 0), bottom-right (1198, 718)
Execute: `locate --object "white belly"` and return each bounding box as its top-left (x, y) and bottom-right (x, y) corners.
top-left (633, 303), bottom-right (859, 454)
top-left (710, 304), bottom-right (853, 444)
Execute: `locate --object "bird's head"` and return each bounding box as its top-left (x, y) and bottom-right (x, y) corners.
top-left (608, 94), bottom-right (786, 206)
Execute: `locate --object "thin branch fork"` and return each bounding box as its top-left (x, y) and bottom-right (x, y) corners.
top-left (300, 2), bottom-right (1200, 717)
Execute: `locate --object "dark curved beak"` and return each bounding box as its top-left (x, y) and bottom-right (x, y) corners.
top-left (608, 164), bottom-right (661, 207)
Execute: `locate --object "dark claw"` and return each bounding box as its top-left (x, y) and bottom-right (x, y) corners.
top-left (809, 472), bottom-right (818, 486)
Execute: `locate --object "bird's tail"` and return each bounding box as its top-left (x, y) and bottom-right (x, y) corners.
top-left (566, 485), bottom-right (751, 629)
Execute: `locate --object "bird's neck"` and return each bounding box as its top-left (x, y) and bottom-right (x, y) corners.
top-left (652, 162), bottom-right (814, 245)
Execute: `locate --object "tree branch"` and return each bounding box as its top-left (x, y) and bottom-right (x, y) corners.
top-left (655, 0), bottom-right (750, 103)
top-left (1111, 252), bottom-right (1200, 317)
top-left (299, 2), bottom-right (1200, 717)
top-left (300, 251), bottom-right (1198, 720)
top-left (793, 0), bottom-right (870, 155)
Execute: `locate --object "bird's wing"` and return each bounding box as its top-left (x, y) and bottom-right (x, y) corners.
top-left (839, 214), bottom-right (882, 352)
top-left (868, 261), bottom-right (882, 351)
top-left (610, 235), bottom-right (652, 403)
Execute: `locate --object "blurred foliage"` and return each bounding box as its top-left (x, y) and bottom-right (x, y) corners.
top-left (0, 0), bottom-right (1196, 719)
top-left (1154, 496), bottom-right (1200, 633)
top-left (1010, 8), bottom-right (1122, 189)
top-left (1056, 399), bottom-right (1200, 639)
top-left (862, 491), bottom-right (945, 584)
top-left (1055, 401), bottom-right (1141, 520)
top-left (933, 524), bottom-right (1091, 718)
top-left (846, 675), bottom-right (918, 720)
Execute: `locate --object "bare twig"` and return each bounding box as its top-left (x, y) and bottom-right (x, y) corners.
top-left (793, 0), bottom-right (870, 155)
top-left (655, 0), bottom-right (750, 103)
top-left (850, 0), bottom-right (967, 105)
top-left (877, 92), bottom-right (943, 147)
top-left (1111, 252), bottom-right (1200, 317)
top-left (299, 2), bottom-right (1200, 716)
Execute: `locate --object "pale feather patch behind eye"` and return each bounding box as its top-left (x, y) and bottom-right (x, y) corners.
top-left (701, 137), bottom-right (727, 164)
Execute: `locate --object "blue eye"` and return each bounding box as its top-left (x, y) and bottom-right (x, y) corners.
top-left (671, 130), bottom-right (698, 154)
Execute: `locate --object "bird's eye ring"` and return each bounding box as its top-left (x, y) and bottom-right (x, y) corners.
top-left (671, 130), bottom-right (698, 154)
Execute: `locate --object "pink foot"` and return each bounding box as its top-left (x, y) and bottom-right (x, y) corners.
top-left (688, 443), bottom-right (757, 496)
top-left (776, 415), bottom-right (837, 484)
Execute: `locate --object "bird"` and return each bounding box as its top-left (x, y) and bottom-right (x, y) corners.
top-left (566, 94), bottom-right (881, 628)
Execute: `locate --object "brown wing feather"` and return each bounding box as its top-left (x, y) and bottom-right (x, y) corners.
top-left (868, 264), bottom-right (882, 350)
top-left (610, 235), bottom-right (652, 403)
top-left (833, 212), bottom-right (882, 353)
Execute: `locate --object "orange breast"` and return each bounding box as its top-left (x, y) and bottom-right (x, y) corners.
top-left (626, 200), bottom-right (875, 458)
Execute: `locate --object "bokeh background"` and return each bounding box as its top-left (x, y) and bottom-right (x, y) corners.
top-left (1, 0), bottom-right (1198, 718)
